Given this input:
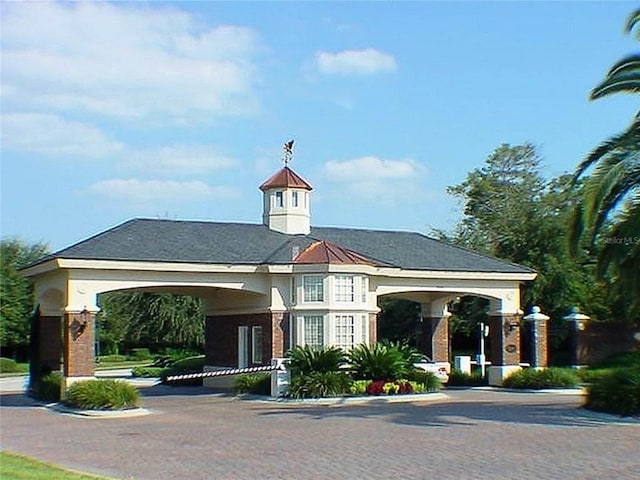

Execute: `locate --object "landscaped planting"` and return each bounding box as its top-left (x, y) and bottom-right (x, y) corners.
top-left (584, 366), bottom-right (640, 416)
top-left (64, 379), bottom-right (140, 410)
top-left (581, 352), bottom-right (640, 416)
top-left (0, 357), bottom-right (28, 374)
top-left (502, 367), bottom-right (579, 389)
top-left (30, 372), bottom-right (62, 402)
top-left (284, 343), bottom-right (442, 399)
top-left (447, 369), bottom-right (488, 387)
top-left (233, 373), bottom-right (271, 395)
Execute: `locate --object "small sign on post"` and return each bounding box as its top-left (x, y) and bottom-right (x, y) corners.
top-left (270, 358), bottom-right (290, 398)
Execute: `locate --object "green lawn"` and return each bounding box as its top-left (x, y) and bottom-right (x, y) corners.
top-left (0, 451), bottom-right (121, 480)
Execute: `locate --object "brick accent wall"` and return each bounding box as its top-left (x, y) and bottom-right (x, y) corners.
top-left (206, 313), bottom-right (287, 367)
top-left (571, 321), bottom-right (640, 366)
top-left (489, 314), bottom-right (521, 366)
top-left (421, 316), bottom-right (450, 362)
top-left (39, 316), bottom-right (62, 373)
top-left (63, 312), bottom-right (95, 377)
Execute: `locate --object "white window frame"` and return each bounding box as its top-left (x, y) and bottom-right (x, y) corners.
top-left (334, 314), bottom-right (356, 351)
top-left (275, 191), bottom-right (284, 207)
top-left (334, 275), bottom-right (354, 302)
top-left (292, 190), bottom-right (299, 207)
top-left (360, 277), bottom-right (368, 303)
top-left (303, 275), bottom-right (324, 302)
top-left (252, 326), bottom-right (263, 364)
top-left (303, 315), bottom-right (324, 348)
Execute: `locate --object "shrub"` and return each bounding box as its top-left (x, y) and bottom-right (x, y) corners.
top-left (349, 380), bottom-right (370, 396)
top-left (406, 369), bottom-right (442, 391)
top-left (233, 373), bottom-right (272, 395)
top-left (31, 372), bottom-right (62, 402)
top-left (503, 368), bottom-right (579, 389)
top-left (96, 354), bottom-right (127, 363)
top-left (447, 370), bottom-right (488, 387)
top-left (591, 351), bottom-right (640, 370)
top-left (131, 366), bottom-right (167, 378)
top-left (287, 345), bottom-right (346, 376)
top-left (128, 348), bottom-right (152, 361)
top-left (378, 340), bottom-right (423, 364)
top-left (161, 355), bottom-right (205, 386)
top-left (0, 357), bottom-right (28, 374)
top-left (64, 379), bottom-right (140, 410)
top-left (287, 371), bottom-right (352, 399)
top-left (348, 343), bottom-right (409, 381)
top-left (366, 380), bottom-right (413, 395)
top-left (585, 367), bottom-right (640, 416)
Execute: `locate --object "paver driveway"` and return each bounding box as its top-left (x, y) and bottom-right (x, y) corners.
top-left (1, 386), bottom-right (638, 480)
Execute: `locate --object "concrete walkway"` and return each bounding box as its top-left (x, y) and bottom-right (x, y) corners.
top-left (1, 385), bottom-right (638, 480)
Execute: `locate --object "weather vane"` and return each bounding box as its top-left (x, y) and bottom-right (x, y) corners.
top-left (282, 139), bottom-right (294, 167)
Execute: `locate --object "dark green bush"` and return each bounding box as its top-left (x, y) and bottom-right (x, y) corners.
top-left (348, 343), bottom-right (409, 381)
top-left (447, 370), bottom-right (488, 387)
top-left (591, 351), bottom-right (640, 370)
top-left (0, 357), bottom-right (28, 373)
top-left (31, 372), bottom-right (62, 402)
top-left (287, 345), bottom-right (346, 376)
top-left (131, 366), bottom-right (167, 378)
top-left (288, 371), bottom-right (352, 399)
top-left (128, 348), bottom-right (152, 361)
top-left (64, 379), bottom-right (140, 410)
top-left (96, 354), bottom-right (127, 363)
top-left (585, 367), bottom-right (640, 416)
top-left (503, 367), bottom-right (579, 389)
top-left (161, 355), bottom-right (205, 386)
top-left (406, 369), bottom-right (442, 391)
top-left (233, 373), bottom-right (271, 395)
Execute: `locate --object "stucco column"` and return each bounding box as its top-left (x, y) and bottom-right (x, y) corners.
top-left (420, 301), bottom-right (451, 363)
top-left (523, 306), bottom-right (550, 369)
top-left (63, 309), bottom-right (96, 381)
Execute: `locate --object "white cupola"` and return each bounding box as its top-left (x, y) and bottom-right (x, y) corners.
top-left (259, 141), bottom-right (312, 235)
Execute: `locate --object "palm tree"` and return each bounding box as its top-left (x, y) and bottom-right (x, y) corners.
top-left (573, 10), bottom-right (640, 317)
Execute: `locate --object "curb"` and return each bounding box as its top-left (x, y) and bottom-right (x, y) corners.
top-left (47, 403), bottom-right (151, 418)
top-left (237, 392), bottom-right (449, 406)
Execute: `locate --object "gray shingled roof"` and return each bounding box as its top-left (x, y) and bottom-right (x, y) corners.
top-left (34, 218), bottom-right (533, 274)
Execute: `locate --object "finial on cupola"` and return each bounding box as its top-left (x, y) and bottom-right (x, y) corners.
top-left (283, 139), bottom-right (294, 167)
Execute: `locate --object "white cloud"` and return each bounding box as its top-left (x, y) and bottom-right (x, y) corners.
top-left (1, 2), bottom-right (262, 122)
top-left (122, 146), bottom-right (238, 176)
top-left (0, 112), bottom-right (123, 158)
top-left (89, 179), bottom-right (237, 203)
top-left (324, 156), bottom-right (424, 202)
top-left (316, 48), bottom-right (397, 75)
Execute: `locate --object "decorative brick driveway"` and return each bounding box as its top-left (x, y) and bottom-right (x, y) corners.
top-left (1, 386), bottom-right (638, 480)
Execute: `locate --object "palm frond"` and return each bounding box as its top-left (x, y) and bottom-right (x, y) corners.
top-left (624, 9), bottom-right (640, 39)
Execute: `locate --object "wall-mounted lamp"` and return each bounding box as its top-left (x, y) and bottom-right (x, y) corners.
top-left (71, 307), bottom-right (90, 340)
top-left (79, 307), bottom-right (90, 327)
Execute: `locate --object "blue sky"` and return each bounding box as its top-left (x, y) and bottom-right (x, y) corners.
top-left (1, 1), bottom-right (637, 252)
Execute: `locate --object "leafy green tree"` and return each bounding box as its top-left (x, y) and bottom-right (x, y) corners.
top-left (572, 9), bottom-right (640, 318)
top-left (0, 239), bottom-right (49, 358)
top-left (447, 144), bottom-right (610, 323)
top-left (99, 291), bottom-right (205, 351)
top-left (377, 297), bottom-right (421, 344)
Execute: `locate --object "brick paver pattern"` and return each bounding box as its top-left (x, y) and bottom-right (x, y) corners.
top-left (1, 387), bottom-right (638, 480)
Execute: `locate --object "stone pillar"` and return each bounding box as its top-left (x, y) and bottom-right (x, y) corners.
top-left (523, 306), bottom-right (550, 369)
top-left (487, 311), bottom-right (522, 386)
top-left (63, 309), bottom-right (95, 381)
top-left (563, 307), bottom-right (590, 368)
